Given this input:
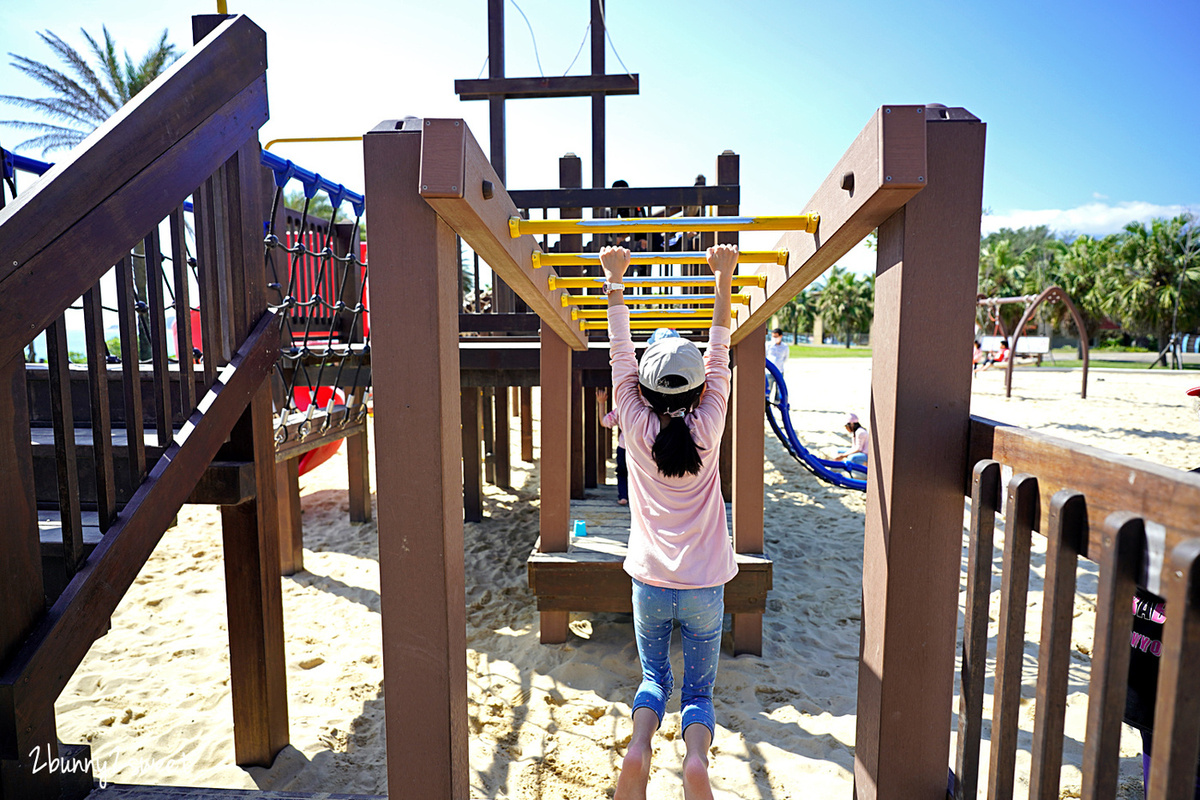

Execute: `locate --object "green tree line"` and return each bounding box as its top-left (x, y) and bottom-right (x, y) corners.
top-left (775, 214), bottom-right (1199, 351)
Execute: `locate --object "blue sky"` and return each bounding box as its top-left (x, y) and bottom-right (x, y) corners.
top-left (2, 0), bottom-right (1197, 274)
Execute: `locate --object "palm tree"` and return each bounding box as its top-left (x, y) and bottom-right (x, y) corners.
top-left (775, 288), bottom-right (816, 341)
top-left (816, 267), bottom-right (873, 348)
top-left (1, 26), bottom-right (178, 155)
top-left (1108, 215), bottom-right (1200, 348)
top-left (1048, 233), bottom-right (1117, 356)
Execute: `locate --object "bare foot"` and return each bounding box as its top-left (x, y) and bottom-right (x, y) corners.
top-left (617, 498), bottom-right (628, 506)
top-left (682, 752), bottom-right (714, 800)
top-left (614, 739), bottom-right (651, 800)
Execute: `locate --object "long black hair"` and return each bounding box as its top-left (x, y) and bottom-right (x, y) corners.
top-left (640, 374), bottom-right (705, 478)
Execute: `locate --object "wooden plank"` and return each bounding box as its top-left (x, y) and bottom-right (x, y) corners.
top-left (854, 110), bottom-right (986, 800)
top-left (0, 352), bottom-right (49, 784)
top-left (0, 54), bottom-right (269, 362)
top-left (494, 386), bottom-right (511, 490)
top-left (481, 387), bottom-right (496, 485)
top-left (1027, 490), bottom-right (1087, 800)
top-left (169, 206), bottom-right (197, 415)
top-left (194, 174), bottom-right (225, 381)
top-left (116, 255), bottom-right (147, 496)
top-left (46, 314), bottom-right (85, 577)
top-left (277, 459), bottom-right (303, 576)
top-left (509, 185), bottom-right (739, 211)
top-left (570, 370), bottom-right (584, 499)
top-left (987, 474), bottom-right (1038, 800)
top-left (731, 106), bottom-right (933, 346)
top-left (1, 312), bottom-right (278, 737)
top-left (413, 119), bottom-right (587, 351)
top-left (145, 228), bottom-right (174, 449)
top-left (1081, 513), bottom-right (1143, 800)
top-left (459, 313), bottom-right (540, 332)
top-left (347, 429), bottom-right (371, 523)
top-left (969, 416), bottom-right (1200, 572)
top-left (955, 461), bottom-right (1000, 800)
top-left (83, 284), bottom-right (118, 532)
top-left (520, 386), bottom-right (533, 462)
top-left (0, 15), bottom-right (266, 285)
top-left (462, 388), bottom-right (483, 523)
top-left (539, 327), bottom-right (572, 644)
top-left (454, 74), bottom-right (639, 101)
top-left (730, 330), bottom-right (765, 656)
top-left (362, 120), bottom-right (469, 800)
top-left (1147, 538), bottom-right (1200, 800)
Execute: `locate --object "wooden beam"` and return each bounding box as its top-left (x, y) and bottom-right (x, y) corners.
top-left (494, 386), bottom-right (511, 489)
top-left (731, 105), bottom-right (930, 346)
top-left (346, 429), bottom-right (372, 523)
top-left (570, 370), bottom-right (584, 500)
top-left (730, 331), bottom-right (765, 656)
top-left (520, 386), bottom-right (534, 462)
top-left (455, 74), bottom-right (639, 101)
top-left (363, 119), bottom-right (469, 800)
top-left (853, 110), bottom-right (985, 800)
top-left (413, 118), bottom-right (587, 351)
top-left (969, 415), bottom-right (1200, 566)
top-left (508, 185), bottom-right (739, 211)
top-left (539, 327), bottom-right (572, 644)
top-left (276, 460), bottom-right (303, 576)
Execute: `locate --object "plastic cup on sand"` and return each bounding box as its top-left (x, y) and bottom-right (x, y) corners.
top-left (572, 519), bottom-right (587, 537)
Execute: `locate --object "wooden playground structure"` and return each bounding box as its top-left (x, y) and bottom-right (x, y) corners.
top-left (2, 9), bottom-right (1200, 800)
top-left (977, 285), bottom-right (1091, 398)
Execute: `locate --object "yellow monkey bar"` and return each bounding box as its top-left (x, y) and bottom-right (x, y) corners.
top-left (510, 214), bottom-right (819, 238)
top-left (531, 249), bottom-right (788, 269)
top-left (548, 275), bottom-right (766, 291)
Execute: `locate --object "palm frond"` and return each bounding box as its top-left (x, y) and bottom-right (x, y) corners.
top-left (40, 30), bottom-right (118, 115)
top-left (4, 55), bottom-right (110, 124)
top-left (0, 94), bottom-right (104, 128)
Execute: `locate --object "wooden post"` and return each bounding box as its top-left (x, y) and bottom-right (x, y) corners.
top-left (364, 118), bottom-right (468, 800)
top-left (854, 108), bottom-right (985, 800)
top-left (539, 327), bottom-right (572, 643)
top-left (590, 0), bottom-right (605, 190)
top-left (276, 459), bottom-right (303, 575)
top-left (347, 428), bottom-right (371, 523)
top-left (584, 385), bottom-right (598, 489)
top-left (216, 136), bottom-right (289, 768)
top-left (0, 353), bottom-right (59, 799)
top-left (717, 151), bottom-right (739, 502)
top-left (494, 386), bottom-right (511, 489)
top-left (462, 388), bottom-right (483, 523)
top-left (730, 328), bottom-right (766, 656)
top-left (481, 387), bottom-right (496, 485)
top-left (520, 386), bottom-right (534, 462)
top-left (570, 369), bottom-right (584, 499)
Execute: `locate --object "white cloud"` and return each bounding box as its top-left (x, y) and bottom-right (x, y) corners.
top-left (982, 201), bottom-right (1192, 237)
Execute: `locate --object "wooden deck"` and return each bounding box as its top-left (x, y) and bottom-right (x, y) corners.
top-left (527, 485), bottom-right (773, 619)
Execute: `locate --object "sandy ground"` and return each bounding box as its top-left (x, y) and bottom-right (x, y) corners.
top-left (56, 359), bottom-right (1199, 798)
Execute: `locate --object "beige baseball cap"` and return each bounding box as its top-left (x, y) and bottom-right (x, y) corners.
top-left (638, 337), bottom-right (705, 394)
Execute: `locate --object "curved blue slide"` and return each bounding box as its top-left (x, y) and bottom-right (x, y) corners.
top-left (764, 359), bottom-right (867, 492)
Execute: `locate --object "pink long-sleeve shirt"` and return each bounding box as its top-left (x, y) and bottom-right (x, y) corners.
top-left (608, 305), bottom-right (738, 589)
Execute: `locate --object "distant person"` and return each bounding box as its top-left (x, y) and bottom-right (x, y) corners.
top-left (976, 338), bottom-right (1009, 372)
top-left (831, 413), bottom-right (868, 466)
top-left (766, 328), bottom-right (789, 403)
top-left (597, 388), bottom-right (628, 506)
top-left (972, 340), bottom-right (985, 374)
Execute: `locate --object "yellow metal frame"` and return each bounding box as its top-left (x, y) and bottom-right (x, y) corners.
top-left (570, 307), bottom-right (737, 321)
top-left (511, 213), bottom-right (818, 238)
top-left (263, 136), bottom-right (363, 151)
top-left (532, 249), bottom-right (787, 269)
top-left (549, 275), bottom-right (766, 291)
top-left (580, 319), bottom-right (713, 331)
top-left (561, 293), bottom-right (750, 307)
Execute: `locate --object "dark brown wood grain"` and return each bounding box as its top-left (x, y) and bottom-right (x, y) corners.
top-left (115, 255), bottom-right (147, 496)
top-left (276, 459), bottom-right (303, 576)
top-left (169, 206), bottom-right (197, 415)
top-left (570, 370), bottom-right (584, 500)
top-left (346, 429), bottom-right (371, 524)
top-left (1028, 491), bottom-right (1087, 800)
top-left (1081, 514), bottom-right (1143, 800)
top-left (46, 315), bottom-right (84, 577)
top-left (82, 284), bottom-right (117, 532)
top-left (988, 474), bottom-right (1039, 800)
top-left (494, 386), bottom-right (511, 490)
top-left (509, 185), bottom-right (738, 211)
top-left (955, 460), bottom-right (1000, 800)
top-left (462, 388), bottom-right (483, 523)
top-left (455, 74), bottom-right (639, 101)
top-left (731, 330), bottom-right (766, 656)
top-left (145, 229), bottom-right (174, 449)
top-left (520, 386), bottom-right (533, 462)
top-left (362, 120), bottom-right (469, 800)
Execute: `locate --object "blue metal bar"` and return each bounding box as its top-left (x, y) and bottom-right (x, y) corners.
top-left (2, 147), bottom-right (364, 217)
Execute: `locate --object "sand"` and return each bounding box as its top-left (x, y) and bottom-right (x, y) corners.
top-left (54, 359), bottom-right (1199, 798)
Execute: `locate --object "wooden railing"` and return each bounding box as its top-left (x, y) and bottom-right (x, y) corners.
top-left (0, 14), bottom-right (283, 799)
top-left (955, 416), bottom-right (1200, 800)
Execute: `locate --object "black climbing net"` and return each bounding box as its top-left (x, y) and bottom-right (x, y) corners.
top-left (263, 182), bottom-right (370, 449)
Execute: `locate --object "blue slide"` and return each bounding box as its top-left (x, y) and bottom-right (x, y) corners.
top-left (764, 360), bottom-right (867, 492)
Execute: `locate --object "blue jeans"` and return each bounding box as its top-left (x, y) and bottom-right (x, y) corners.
top-left (837, 448), bottom-right (867, 467)
top-left (631, 578), bottom-right (724, 738)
